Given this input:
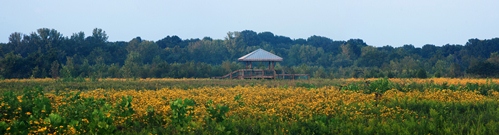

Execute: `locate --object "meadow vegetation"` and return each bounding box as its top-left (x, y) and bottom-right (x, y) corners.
top-left (1, 78), bottom-right (499, 134)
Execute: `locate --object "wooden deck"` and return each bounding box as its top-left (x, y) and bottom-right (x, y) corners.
top-left (213, 69), bottom-right (309, 80)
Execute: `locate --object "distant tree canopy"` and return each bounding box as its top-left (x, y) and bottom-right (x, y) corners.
top-left (0, 28), bottom-right (498, 79)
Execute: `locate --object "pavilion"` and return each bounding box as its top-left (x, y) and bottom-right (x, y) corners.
top-left (214, 48), bottom-right (309, 80)
top-left (238, 48), bottom-right (282, 70)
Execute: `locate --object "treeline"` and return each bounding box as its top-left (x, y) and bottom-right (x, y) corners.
top-left (0, 28), bottom-right (498, 79)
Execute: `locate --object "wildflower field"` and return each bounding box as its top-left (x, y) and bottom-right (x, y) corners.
top-left (2, 78), bottom-right (499, 134)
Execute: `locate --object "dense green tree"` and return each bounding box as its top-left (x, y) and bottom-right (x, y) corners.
top-left (487, 52), bottom-right (499, 64)
top-left (416, 68), bottom-right (427, 78)
top-left (421, 44), bottom-right (437, 58)
top-left (157, 35), bottom-right (183, 48)
top-left (187, 39), bottom-right (228, 64)
top-left (121, 52), bottom-right (142, 78)
top-left (90, 28), bottom-right (108, 42)
top-left (60, 57), bottom-right (75, 78)
top-left (2, 28), bottom-right (499, 79)
top-left (68, 32), bottom-right (87, 57)
top-left (433, 60), bottom-right (449, 77)
top-left (91, 57), bottom-right (107, 78)
top-left (107, 63), bottom-right (121, 78)
top-left (50, 60), bottom-right (60, 78)
top-left (357, 46), bottom-right (387, 67)
top-left (307, 35), bottom-right (331, 47)
top-left (149, 56), bottom-right (169, 78)
top-left (258, 32), bottom-right (275, 43)
top-left (466, 62), bottom-right (499, 77)
top-left (237, 30), bottom-right (261, 46)
top-left (313, 66), bottom-right (326, 78)
top-left (449, 63), bottom-right (463, 77)
top-left (0, 52), bottom-right (27, 78)
top-left (293, 38), bottom-right (307, 45)
top-left (441, 44), bottom-right (463, 57)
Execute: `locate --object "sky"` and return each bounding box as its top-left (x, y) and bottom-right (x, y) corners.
top-left (1, 0), bottom-right (498, 47)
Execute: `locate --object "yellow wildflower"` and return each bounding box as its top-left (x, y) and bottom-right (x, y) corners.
top-left (82, 118), bottom-right (89, 123)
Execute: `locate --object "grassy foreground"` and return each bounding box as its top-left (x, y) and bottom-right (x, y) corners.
top-left (1, 78), bottom-right (499, 134)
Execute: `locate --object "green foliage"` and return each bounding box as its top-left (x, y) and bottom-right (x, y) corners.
top-left (55, 91), bottom-right (118, 134)
top-left (0, 87), bottom-right (52, 134)
top-left (45, 113), bottom-right (63, 127)
top-left (340, 82), bottom-right (363, 91)
top-left (0, 91), bottom-right (20, 120)
top-left (4, 80), bottom-right (499, 134)
top-left (115, 95), bottom-right (135, 129)
top-left (296, 82), bottom-right (317, 89)
top-left (205, 100), bottom-right (230, 123)
top-left (88, 103), bottom-right (116, 134)
top-left (2, 28), bottom-right (499, 79)
top-left (0, 121), bottom-right (7, 134)
top-left (58, 76), bottom-right (86, 83)
top-left (143, 105), bottom-right (166, 128)
top-left (43, 113), bottom-right (64, 133)
top-left (416, 68), bottom-right (428, 78)
top-left (234, 93), bottom-right (245, 106)
top-left (467, 62), bottom-right (499, 77)
top-left (367, 78), bottom-right (392, 93)
top-left (0, 79), bottom-right (332, 92)
top-left (169, 98), bottom-right (196, 132)
top-left (463, 79), bottom-right (499, 96)
top-left (0, 87), bottom-right (52, 133)
top-left (116, 96), bottom-right (134, 117)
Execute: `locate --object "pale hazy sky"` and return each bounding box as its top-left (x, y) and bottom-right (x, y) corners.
top-left (1, 0), bottom-right (498, 47)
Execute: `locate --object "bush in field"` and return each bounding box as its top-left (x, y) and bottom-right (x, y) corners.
top-left (169, 98), bottom-right (196, 133)
top-left (115, 96), bottom-right (134, 124)
top-left (56, 92), bottom-right (116, 134)
top-left (367, 78), bottom-right (392, 93)
top-left (0, 87), bottom-right (52, 134)
top-left (204, 100), bottom-right (231, 134)
top-left (416, 69), bottom-right (428, 78)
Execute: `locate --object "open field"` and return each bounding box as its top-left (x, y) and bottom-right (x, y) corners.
top-left (2, 78), bottom-right (499, 134)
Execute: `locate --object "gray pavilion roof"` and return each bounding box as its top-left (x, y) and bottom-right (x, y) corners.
top-left (238, 49), bottom-right (283, 62)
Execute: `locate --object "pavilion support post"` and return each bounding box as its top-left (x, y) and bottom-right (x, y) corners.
top-left (273, 70), bottom-right (277, 79)
top-left (245, 62), bottom-right (254, 69)
top-left (241, 70), bottom-right (244, 79)
top-left (263, 70), bottom-right (265, 79)
top-left (250, 69), bottom-right (253, 79)
top-left (245, 62), bottom-right (249, 69)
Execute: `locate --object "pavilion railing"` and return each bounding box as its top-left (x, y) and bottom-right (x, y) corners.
top-left (213, 69), bottom-right (309, 80)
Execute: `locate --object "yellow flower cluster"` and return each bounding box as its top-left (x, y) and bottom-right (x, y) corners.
top-left (383, 89), bottom-right (487, 102)
top-left (0, 77), bottom-right (208, 83)
top-left (388, 78), bottom-right (499, 85)
top-left (4, 78), bottom-right (499, 134)
top-left (45, 85), bottom-right (497, 125)
top-left (0, 78), bottom-right (54, 83)
top-left (337, 78), bottom-right (499, 85)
